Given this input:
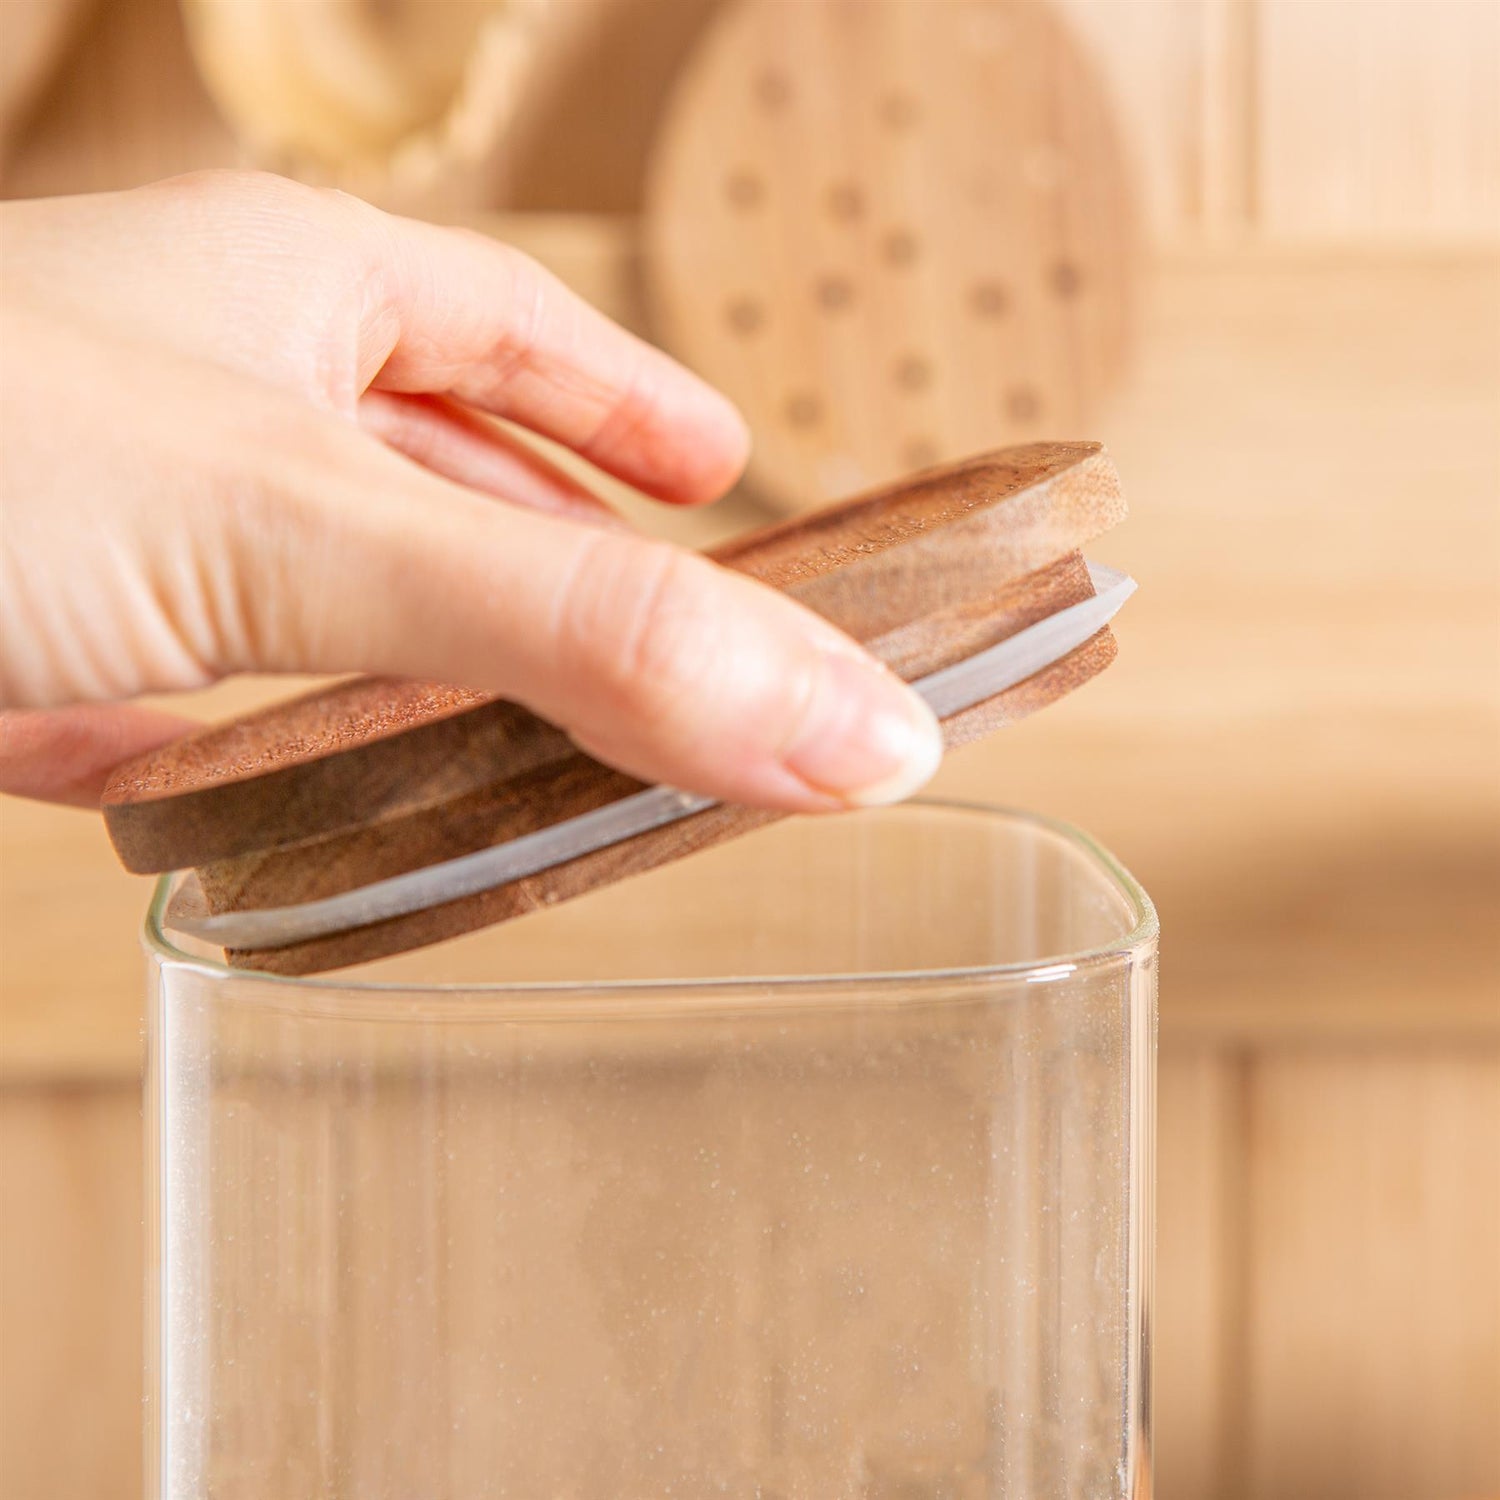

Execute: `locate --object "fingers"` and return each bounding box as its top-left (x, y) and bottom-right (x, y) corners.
top-left (0, 704), bottom-right (196, 806)
top-left (357, 390), bottom-right (629, 531)
top-left (239, 422), bottom-right (941, 812)
top-left (523, 532), bottom-right (944, 809)
top-left (2, 176), bottom-right (749, 507)
top-left (355, 212), bottom-right (750, 505)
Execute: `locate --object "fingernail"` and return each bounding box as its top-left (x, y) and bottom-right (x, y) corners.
top-left (782, 651), bottom-right (944, 807)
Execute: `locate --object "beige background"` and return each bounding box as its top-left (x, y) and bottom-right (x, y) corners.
top-left (2, 0), bottom-right (1498, 1495)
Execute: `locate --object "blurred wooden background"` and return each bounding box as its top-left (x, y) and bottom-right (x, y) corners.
top-left (1, 0), bottom-right (1497, 1496)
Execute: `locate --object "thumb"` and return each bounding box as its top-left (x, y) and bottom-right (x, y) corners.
top-left (237, 420), bottom-right (943, 812)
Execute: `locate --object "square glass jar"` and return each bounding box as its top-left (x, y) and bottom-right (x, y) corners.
top-left (145, 801), bottom-right (1157, 1498)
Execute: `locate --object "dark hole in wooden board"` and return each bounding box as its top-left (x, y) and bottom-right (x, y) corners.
top-left (816, 274), bottom-right (855, 311)
top-left (726, 169), bottom-right (765, 209)
top-left (882, 229), bottom-right (920, 267)
top-left (785, 392), bottom-right (823, 427)
top-left (755, 69), bottom-right (791, 111)
top-left (895, 355), bottom-right (933, 391)
top-left (1050, 260), bottom-right (1083, 298)
top-left (726, 297), bottom-right (765, 335)
top-left (1007, 386), bottom-right (1043, 422)
top-left (880, 92), bottom-right (922, 129)
top-left (827, 181), bottom-right (866, 222)
top-left (972, 281), bottom-right (1010, 317)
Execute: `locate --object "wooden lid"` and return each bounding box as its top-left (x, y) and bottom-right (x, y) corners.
top-left (103, 441), bottom-right (1127, 973)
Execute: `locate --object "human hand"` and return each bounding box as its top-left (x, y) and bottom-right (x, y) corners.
top-left (0, 171), bottom-right (941, 810)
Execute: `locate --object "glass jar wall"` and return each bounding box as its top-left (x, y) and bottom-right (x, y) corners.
top-left (145, 802), bottom-right (1157, 1499)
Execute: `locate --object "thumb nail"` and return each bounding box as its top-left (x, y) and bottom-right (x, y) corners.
top-left (781, 651), bottom-right (944, 807)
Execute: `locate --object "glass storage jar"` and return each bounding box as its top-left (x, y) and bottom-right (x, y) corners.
top-left (145, 801), bottom-right (1157, 1499)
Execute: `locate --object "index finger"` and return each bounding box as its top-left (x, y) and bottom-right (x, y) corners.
top-left (355, 211), bottom-right (750, 506)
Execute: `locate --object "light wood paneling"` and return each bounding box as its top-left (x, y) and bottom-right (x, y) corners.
top-left (4, 242), bottom-right (1497, 1076)
top-left (1059, 0), bottom-right (1252, 241)
top-left (937, 249), bottom-right (1500, 1041)
top-left (0, 0), bottom-right (94, 173)
top-left (0, 0), bottom-right (723, 219)
top-left (0, 0), bottom-right (237, 199)
top-left (1245, 1048), bottom-right (1500, 1500)
top-left (1066, 0), bottom-right (1500, 246)
top-left (2, 4), bottom-right (1498, 1493)
top-left (494, 0), bottom-right (723, 212)
top-left (7, 0), bottom-right (1500, 247)
top-left (7, 1051), bottom-right (1498, 1497)
top-left (0, 1084), bottom-right (143, 1500)
top-left (1256, 0), bottom-right (1500, 243)
top-left (1156, 1046), bottom-right (1247, 1497)
top-left (0, 799), bottom-right (153, 1082)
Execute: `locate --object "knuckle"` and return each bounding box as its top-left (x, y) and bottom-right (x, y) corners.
top-left (582, 355), bottom-right (660, 466)
top-left (148, 167), bottom-right (299, 212)
top-left (561, 537), bottom-right (725, 717)
top-left (483, 244), bottom-right (554, 386)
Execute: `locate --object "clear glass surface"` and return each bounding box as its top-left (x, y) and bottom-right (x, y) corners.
top-left (145, 801), bottom-right (1158, 1499)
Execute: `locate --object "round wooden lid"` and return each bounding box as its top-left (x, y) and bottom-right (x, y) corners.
top-left (101, 443), bottom-right (1128, 972)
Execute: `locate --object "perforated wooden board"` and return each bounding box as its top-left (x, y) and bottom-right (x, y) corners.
top-left (644, 0), bottom-right (1134, 514)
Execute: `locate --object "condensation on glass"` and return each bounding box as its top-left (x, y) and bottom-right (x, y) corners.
top-left (145, 802), bottom-right (1157, 1499)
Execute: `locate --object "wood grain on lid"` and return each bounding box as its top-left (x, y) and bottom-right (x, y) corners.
top-left (102, 679), bottom-right (491, 802)
top-left (100, 442), bottom-right (1129, 972)
top-left (103, 442), bottom-right (1121, 877)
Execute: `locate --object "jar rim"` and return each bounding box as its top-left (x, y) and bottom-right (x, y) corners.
top-left (145, 799), bottom-right (1158, 1003)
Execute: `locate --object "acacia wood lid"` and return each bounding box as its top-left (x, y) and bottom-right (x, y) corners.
top-left (103, 441), bottom-right (1127, 974)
